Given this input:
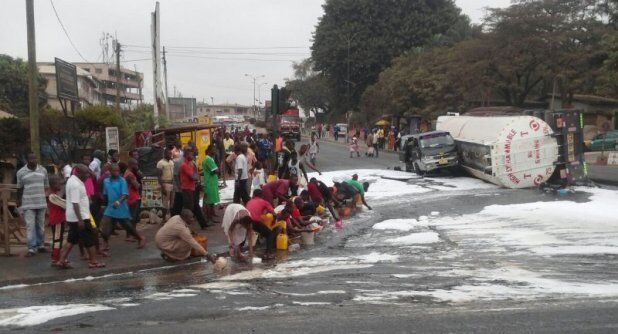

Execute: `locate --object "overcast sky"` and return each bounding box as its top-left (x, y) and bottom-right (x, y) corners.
top-left (0, 0), bottom-right (510, 106)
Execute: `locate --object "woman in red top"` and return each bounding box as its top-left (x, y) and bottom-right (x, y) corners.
top-left (47, 175), bottom-right (66, 265)
top-left (124, 158), bottom-right (142, 239)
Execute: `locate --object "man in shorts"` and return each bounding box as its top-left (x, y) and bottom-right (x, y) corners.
top-left (57, 164), bottom-right (105, 269)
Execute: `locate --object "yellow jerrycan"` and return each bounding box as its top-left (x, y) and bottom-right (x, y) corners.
top-left (276, 232), bottom-right (288, 250)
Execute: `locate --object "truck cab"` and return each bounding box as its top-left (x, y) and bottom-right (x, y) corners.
top-left (277, 107), bottom-right (302, 141)
top-left (400, 131), bottom-right (459, 175)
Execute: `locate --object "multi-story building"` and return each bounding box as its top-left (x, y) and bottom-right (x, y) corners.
top-left (168, 97), bottom-right (197, 121)
top-left (196, 103), bottom-right (252, 119)
top-left (74, 63), bottom-right (143, 109)
top-left (38, 62), bottom-right (102, 113)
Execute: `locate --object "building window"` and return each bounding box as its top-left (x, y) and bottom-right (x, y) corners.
top-left (95, 68), bottom-right (102, 74)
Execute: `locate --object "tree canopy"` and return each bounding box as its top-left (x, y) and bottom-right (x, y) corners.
top-left (311, 0), bottom-right (464, 115)
top-left (0, 54), bottom-right (47, 117)
top-left (285, 59), bottom-right (334, 119)
top-left (360, 0), bottom-right (617, 121)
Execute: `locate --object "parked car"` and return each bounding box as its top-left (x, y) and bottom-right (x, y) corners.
top-left (399, 131), bottom-right (459, 175)
top-left (335, 123), bottom-right (347, 138)
top-left (586, 130), bottom-right (618, 151)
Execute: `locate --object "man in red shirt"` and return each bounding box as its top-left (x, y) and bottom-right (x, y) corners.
top-left (176, 147), bottom-right (209, 229)
top-left (308, 177), bottom-right (341, 221)
top-left (124, 158), bottom-right (142, 237)
top-left (179, 149), bottom-right (199, 211)
top-left (245, 189), bottom-right (277, 258)
top-left (261, 175), bottom-right (298, 206)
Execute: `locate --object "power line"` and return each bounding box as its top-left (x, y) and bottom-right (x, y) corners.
top-left (49, 0), bottom-right (90, 63)
top-left (122, 58), bottom-right (152, 63)
top-left (123, 43), bottom-right (308, 50)
top-left (123, 48), bottom-right (308, 56)
top-left (166, 54), bottom-right (299, 62)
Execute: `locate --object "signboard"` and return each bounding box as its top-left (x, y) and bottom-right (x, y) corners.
top-left (608, 152), bottom-right (618, 166)
top-left (141, 176), bottom-right (163, 208)
top-left (105, 127), bottom-right (120, 153)
top-left (54, 58), bottom-right (78, 101)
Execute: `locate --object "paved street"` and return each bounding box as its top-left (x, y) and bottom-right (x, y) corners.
top-left (1, 139), bottom-right (618, 333)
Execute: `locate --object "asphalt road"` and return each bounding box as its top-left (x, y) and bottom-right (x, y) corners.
top-left (1, 139), bottom-right (617, 333)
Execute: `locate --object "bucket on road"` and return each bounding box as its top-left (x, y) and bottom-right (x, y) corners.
top-left (301, 231), bottom-right (315, 245)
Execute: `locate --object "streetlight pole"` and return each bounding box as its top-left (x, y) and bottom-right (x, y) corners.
top-left (257, 82), bottom-right (268, 118)
top-left (245, 73), bottom-right (265, 119)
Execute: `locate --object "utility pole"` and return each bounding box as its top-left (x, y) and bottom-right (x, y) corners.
top-left (162, 46), bottom-right (170, 118)
top-left (134, 64), bottom-right (142, 106)
top-left (115, 40), bottom-right (122, 114)
top-left (245, 74), bottom-right (264, 119)
top-left (26, 0), bottom-right (40, 159)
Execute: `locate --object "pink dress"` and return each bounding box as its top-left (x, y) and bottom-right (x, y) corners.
top-left (349, 136), bottom-right (359, 153)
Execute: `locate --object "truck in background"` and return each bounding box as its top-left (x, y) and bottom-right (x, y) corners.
top-left (277, 107), bottom-right (301, 141)
top-left (435, 109), bottom-right (588, 189)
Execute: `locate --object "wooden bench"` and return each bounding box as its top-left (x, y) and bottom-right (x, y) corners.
top-left (0, 185), bottom-right (23, 256)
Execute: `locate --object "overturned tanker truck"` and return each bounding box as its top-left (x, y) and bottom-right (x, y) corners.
top-left (436, 109), bottom-right (587, 189)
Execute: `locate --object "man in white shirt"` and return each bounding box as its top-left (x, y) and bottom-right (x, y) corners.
top-left (57, 164), bottom-right (105, 269)
top-left (89, 151), bottom-right (103, 180)
top-left (233, 145), bottom-right (249, 204)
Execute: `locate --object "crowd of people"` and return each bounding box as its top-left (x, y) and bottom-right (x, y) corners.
top-left (14, 126), bottom-right (372, 269)
top-left (310, 122), bottom-right (404, 158)
top-left (17, 149), bottom-right (148, 269)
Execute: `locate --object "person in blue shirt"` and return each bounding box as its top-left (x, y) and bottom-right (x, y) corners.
top-left (99, 163), bottom-right (145, 254)
top-left (257, 134), bottom-right (271, 162)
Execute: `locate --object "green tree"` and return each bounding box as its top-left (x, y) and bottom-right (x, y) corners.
top-left (0, 117), bottom-right (30, 158)
top-left (311, 0), bottom-right (464, 114)
top-left (122, 103), bottom-right (169, 149)
top-left (0, 54), bottom-right (47, 117)
top-left (362, 0), bottom-right (616, 122)
top-left (285, 59), bottom-right (335, 118)
top-left (40, 105), bottom-right (123, 161)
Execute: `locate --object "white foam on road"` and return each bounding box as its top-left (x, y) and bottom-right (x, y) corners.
top-left (308, 169), bottom-right (496, 201)
top-left (0, 304), bottom-right (113, 327)
top-left (373, 219), bottom-right (424, 231)
top-left (386, 232), bottom-right (440, 245)
top-left (220, 252), bottom-right (398, 281)
top-left (403, 267), bottom-right (618, 303)
top-left (430, 187), bottom-right (618, 256)
top-left (235, 303), bottom-right (284, 311)
top-left (192, 282), bottom-right (250, 290)
top-left (292, 301), bottom-right (331, 306)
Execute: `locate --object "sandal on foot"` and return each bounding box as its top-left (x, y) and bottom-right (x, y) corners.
top-left (57, 262), bottom-right (73, 269)
top-left (88, 262), bottom-right (106, 269)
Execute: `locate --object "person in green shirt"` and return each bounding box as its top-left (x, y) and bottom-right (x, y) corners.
top-left (344, 174), bottom-right (371, 210)
top-left (202, 146), bottom-right (220, 225)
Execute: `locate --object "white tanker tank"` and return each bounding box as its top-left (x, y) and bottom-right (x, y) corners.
top-left (436, 115), bottom-right (559, 189)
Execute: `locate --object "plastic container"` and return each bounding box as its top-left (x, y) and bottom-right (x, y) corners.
top-left (261, 213), bottom-right (274, 228)
top-left (316, 205), bottom-right (325, 215)
top-left (194, 234), bottom-right (208, 251)
top-left (301, 231), bottom-right (315, 245)
top-left (267, 174), bottom-right (277, 183)
top-left (335, 219), bottom-right (344, 229)
top-left (338, 207), bottom-right (352, 218)
top-left (276, 233), bottom-right (288, 250)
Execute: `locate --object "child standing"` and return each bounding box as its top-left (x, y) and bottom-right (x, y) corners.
top-left (251, 161), bottom-right (266, 192)
top-left (47, 175), bottom-right (66, 266)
